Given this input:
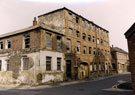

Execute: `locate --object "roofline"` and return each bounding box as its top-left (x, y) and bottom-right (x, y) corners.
top-left (38, 7), bottom-right (109, 33)
top-left (0, 25), bottom-right (64, 39)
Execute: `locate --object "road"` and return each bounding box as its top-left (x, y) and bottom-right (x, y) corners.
top-left (0, 73), bottom-right (132, 95)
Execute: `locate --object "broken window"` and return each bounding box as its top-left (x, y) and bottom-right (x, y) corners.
top-left (89, 47), bottom-right (92, 55)
top-left (0, 41), bottom-right (3, 50)
top-left (57, 36), bottom-right (62, 50)
top-left (6, 40), bottom-right (11, 49)
top-left (88, 35), bottom-right (91, 42)
top-left (76, 31), bottom-right (80, 37)
top-left (83, 46), bottom-right (86, 54)
top-left (46, 33), bottom-right (52, 48)
top-left (76, 41), bottom-right (80, 53)
top-left (82, 33), bottom-right (86, 40)
top-left (57, 57), bottom-right (61, 71)
top-left (24, 34), bottom-right (30, 48)
top-left (23, 57), bottom-right (29, 70)
top-left (66, 39), bottom-right (71, 51)
top-left (46, 56), bottom-right (52, 71)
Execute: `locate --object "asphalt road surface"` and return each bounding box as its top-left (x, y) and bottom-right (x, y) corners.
top-left (0, 73), bottom-right (132, 95)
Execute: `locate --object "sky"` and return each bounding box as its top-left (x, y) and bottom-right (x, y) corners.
top-left (0, 0), bottom-right (134, 52)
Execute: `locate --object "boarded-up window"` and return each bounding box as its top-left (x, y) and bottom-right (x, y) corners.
top-left (46, 33), bottom-right (52, 48)
top-left (23, 57), bottom-right (29, 70)
top-left (57, 57), bottom-right (61, 71)
top-left (0, 42), bottom-right (3, 49)
top-left (24, 34), bottom-right (30, 48)
top-left (57, 36), bottom-right (62, 50)
top-left (66, 39), bottom-right (71, 51)
top-left (46, 56), bottom-right (52, 71)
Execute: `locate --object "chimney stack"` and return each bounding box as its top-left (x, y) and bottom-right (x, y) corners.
top-left (112, 45), bottom-right (114, 48)
top-left (33, 17), bottom-right (37, 26)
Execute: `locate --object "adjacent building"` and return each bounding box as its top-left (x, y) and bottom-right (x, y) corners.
top-left (111, 46), bottom-right (129, 74)
top-left (0, 7), bottom-right (112, 84)
top-left (125, 23), bottom-right (135, 95)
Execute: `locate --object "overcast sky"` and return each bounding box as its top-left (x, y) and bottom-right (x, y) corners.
top-left (0, 0), bottom-right (134, 51)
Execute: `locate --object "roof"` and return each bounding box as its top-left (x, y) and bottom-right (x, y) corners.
top-left (0, 24), bottom-right (64, 39)
top-left (38, 7), bottom-right (109, 33)
top-left (111, 47), bottom-right (128, 54)
top-left (124, 23), bottom-right (135, 38)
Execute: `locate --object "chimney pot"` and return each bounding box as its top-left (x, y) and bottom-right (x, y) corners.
top-left (33, 17), bottom-right (37, 26)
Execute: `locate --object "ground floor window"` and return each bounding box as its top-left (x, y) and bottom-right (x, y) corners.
top-left (57, 57), bottom-right (61, 71)
top-left (46, 56), bottom-right (52, 71)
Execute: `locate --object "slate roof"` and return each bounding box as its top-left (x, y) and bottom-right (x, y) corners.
top-left (124, 23), bottom-right (135, 38)
top-left (0, 24), bottom-right (64, 39)
top-left (111, 47), bottom-right (128, 54)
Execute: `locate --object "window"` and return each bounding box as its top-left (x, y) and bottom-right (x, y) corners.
top-left (68, 21), bottom-right (74, 28)
top-left (46, 33), bottom-right (52, 48)
top-left (118, 63), bottom-right (121, 70)
top-left (0, 41), bottom-right (3, 50)
top-left (68, 13), bottom-right (72, 21)
top-left (23, 57), bottom-right (29, 70)
top-left (93, 48), bottom-right (96, 56)
top-left (88, 23), bottom-right (90, 29)
top-left (6, 40), bottom-right (11, 49)
top-left (69, 28), bottom-right (73, 35)
top-left (83, 46), bottom-right (86, 54)
top-left (97, 38), bottom-right (99, 44)
top-left (46, 56), bottom-right (52, 71)
top-left (66, 39), bottom-right (71, 51)
top-left (90, 64), bottom-right (93, 71)
top-left (57, 36), bottom-right (62, 50)
top-left (88, 35), bottom-right (91, 42)
top-left (99, 63), bottom-right (101, 71)
top-left (6, 60), bottom-right (9, 71)
top-left (76, 31), bottom-right (80, 37)
top-left (24, 34), bottom-right (30, 48)
top-left (89, 47), bottom-right (92, 55)
top-left (76, 42), bottom-right (80, 53)
top-left (92, 36), bottom-right (95, 43)
top-left (0, 60), bottom-right (1, 71)
top-left (57, 57), bottom-right (61, 71)
top-left (82, 20), bottom-right (85, 27)
top-left (76, 16), bottom-right (79, 24)
top-left (98, 48), bottom-right (100, 56)
top-left (101, 49), bottom-right (104, 56)
top-left (101, 39), bottom-right (103, 45)
top-left (82, 33), bottom-right (86, 40)
top-left (112, 63), bottom-right (116, 70)
top-left (92, 25), bottom-right (95, 32)
top-left (94, 63), bottom-right (97, 71)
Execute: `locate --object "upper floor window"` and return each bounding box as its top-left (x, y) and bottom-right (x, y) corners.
top-left (68, 13), bottom-right (72, 21)
top-left (76, 41), bottom-right (80, 53)
top-left (76, 31), bottom-right (80, 37)
top-left (83, 46), bottom-right (87, 54)
top-left (24, 34), bottom-right (30, 48)
top-left (46, 33), bottom-right (52, 49)
top-left (92, 36), bottom-right (95, 43)
top-left (0, 41), bottom-right (3, 50)
top-left (89, 47), bottom-right (92, 55)
top-left (101, 39), bottom-right (103, 45)
top-left (68, 21), bottom-right (74, 28)
top-left (82, 20), bottom-right (85, 27)
top-left (69, 28), bottom-right (73, 35)
top-left (66, 39), bottom-right (71, 51)
top-left (57, 36), bottom-right (62, 50)
top-left (0, 60), bottom-right (1, 71)
top-left (76, 16), bottom-right (79, 24)
top-left (98, 48), bottom-right (100, 56)
top-left (88, 35), bottom-right (91, 42)
top-left (82, 33), bottom-right (86, 40)
top-left (88, 23), bottom-right (90, 29)
top-left (93, 48), bottom-right (96, 56)
top-left (92, 25), bottom-right (95, 32)
top-left (97, 38), bottom-right (100, 44)
top-left (5, 40), bottom-right (11, 49)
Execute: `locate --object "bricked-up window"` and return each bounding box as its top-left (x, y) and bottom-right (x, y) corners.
top-left (89, 47), bottom-right (92, 55)
top-left (57, 36), bottom-right (62, 50)
top-left (24, 34), bottom-right (30, 48)
top-left (76, 41), bottom-right (80, 53)
top-left (46, 56), bottom-right (52, 71)
top-left (66, 39), bottom-right (71, 51)
top-left (68, 13), bottom-right (72, 21)
top-left (76, 31), bottom-right (80, 37)
top-left (88, 35), bottom-right (91, 42)
top-left (93, 48), bottom-right (96, 56)
top-left (83, 46), bottom-right (86, 54)
top-left (57, 57), bottom-right (61, 71)
top-left (0, 60), bottom-right (1, 71)
top-left (46, 33), bottom-right (52, 49)
top-left (0, 41), bottom-right (3, 50)
top-left (6, 40), bottom-right (11, 49)
top-left (23, 57), bottom-right (29, 70)
top-left (92, 36), bottom-right (95, 43)
top-left (82, 33), bottom-right (86, 40)
top-left (76, 16), bottom-right (79, 24)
